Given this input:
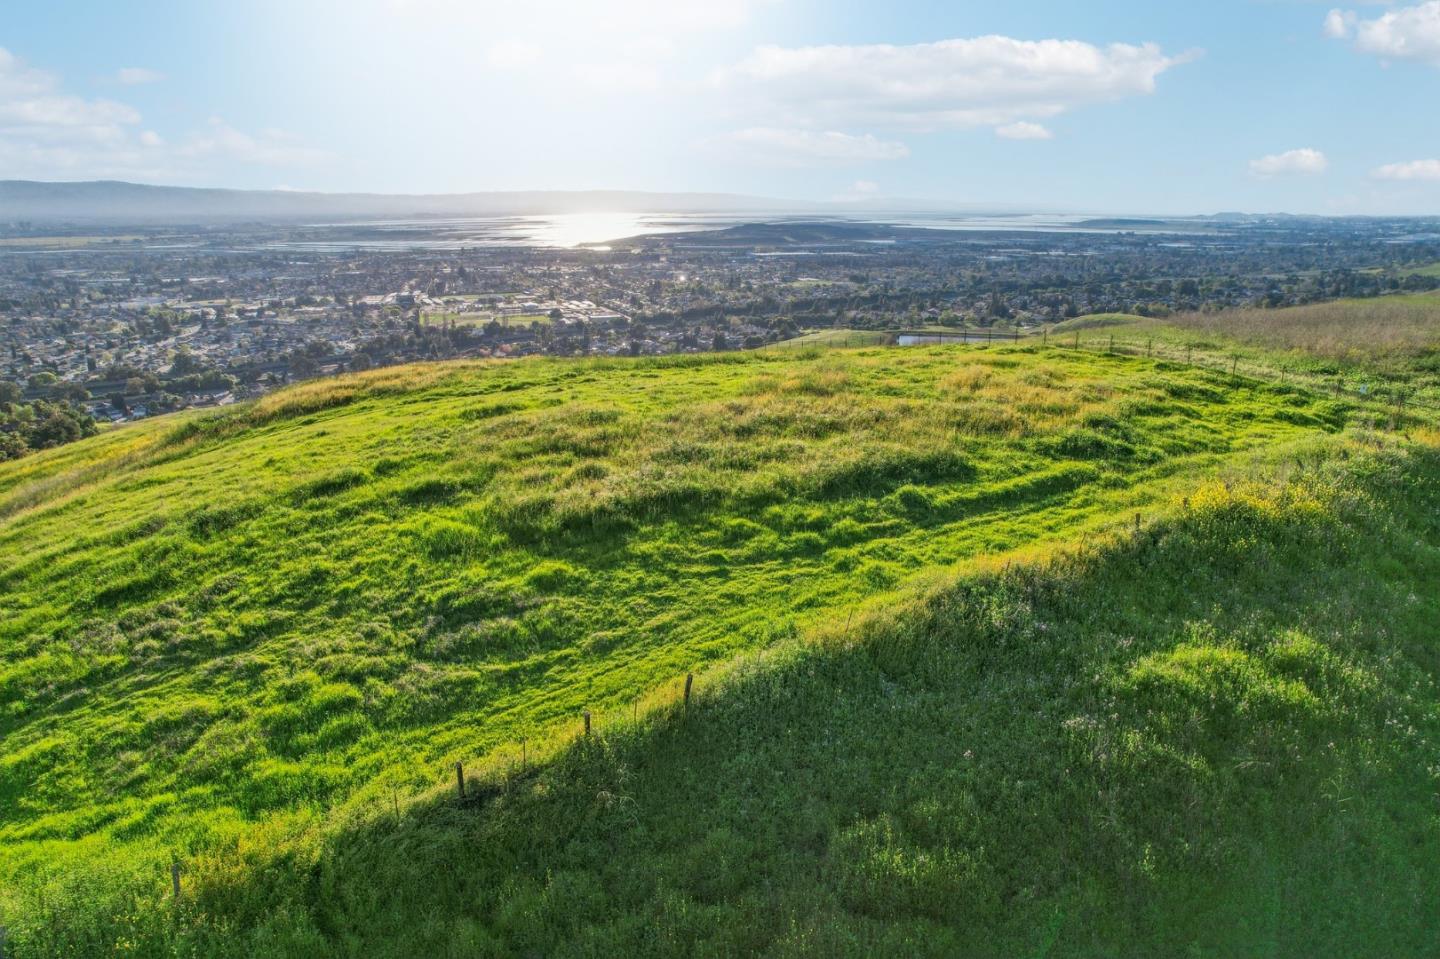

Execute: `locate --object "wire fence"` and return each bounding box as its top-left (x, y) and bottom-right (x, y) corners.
top-left (759, 325), bottom-right (1439, 421)
top-left (138, 671), bottom-right (703, 909)
top-left (19, 325), bottom-right (1433, 932)
top-left (1046, 330), bottom-right (1440, 420)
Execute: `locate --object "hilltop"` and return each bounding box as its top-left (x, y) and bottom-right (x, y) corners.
top-left (1, 338), bottom-right (1437, 956)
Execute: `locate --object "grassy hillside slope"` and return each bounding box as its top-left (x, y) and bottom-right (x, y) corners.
top-left (1052, 293), bottom-right (1440, 406)
top-left (1, 343), bottom-right (1435, 955)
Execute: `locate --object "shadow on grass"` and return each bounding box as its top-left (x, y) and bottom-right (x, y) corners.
top-left (14, 445), bottom-right (1440, 959)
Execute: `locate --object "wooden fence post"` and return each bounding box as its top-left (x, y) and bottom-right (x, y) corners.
top-left (171, 861), bottom-right (182, 900)
top-left (684, 672), bottom-right (694, 710)
top-left (583, 711), bottom-right (591, 737)
top-left (455, 761), bottom-right (466, 801)
top-left (1074, 331), bottom-right (1080, 349)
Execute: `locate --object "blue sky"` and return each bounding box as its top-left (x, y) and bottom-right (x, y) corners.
top-left (2, 0), bottom-right (1438, 213)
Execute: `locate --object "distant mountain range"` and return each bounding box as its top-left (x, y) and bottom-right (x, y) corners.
top-left (6, 181), bottom-right (1435, 226)
top-left (0, 180), bottom-right (825, 223)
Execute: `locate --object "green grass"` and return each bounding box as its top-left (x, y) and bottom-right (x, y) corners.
top-left (1403, 262), bottom-right (1440, 278)
top-left (0, 344), bottom-right (1435, 955)
top-left (1046, 296), bottom-right (1440, 410)
top-left (1171, 293), bottom-right (1440, 369)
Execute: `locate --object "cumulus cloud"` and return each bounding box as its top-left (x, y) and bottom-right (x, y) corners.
top-left (1325, 2), bottom-right (1440, 66)
top-left (715, 36), bottom-right (1193, 131)
top-left (712, 127), bottom-right (910, 165)
top-left (0, 47), bottom-right (139, 138)
top-left (0, 46), bottom-right (327, 181)
top-left (1372, 158), bottom-right (1440, 180)
top-left (996, 121), bottom-right (1053, 140)
top-left (1324, 10), bottom-right (1355, 40)
top-left (114, 67), bottom-right (164, 85)
top-left (1249, 148), bottom-right (1329, 177)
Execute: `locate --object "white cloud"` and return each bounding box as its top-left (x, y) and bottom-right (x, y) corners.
top-left (715, 36), bottom-right (1194, 131)
top-left (850, 179), bottom-right (880, 194)
top-left (0, 46), bottom-right (327, 181)
top-left (0, 47), bottom-right (139, 137)
top-left (1372, 158), bottom-right (1440, 180)
top-left (114, 67), bottom-right (164, 85)
top-left (1249, 148), bottom-right (1329, 177)
top-left (177, 119), bottom-right (330, 168)
top-left (1324, 10), bottom-right (1356, 40)
top-left (713, 127), bottom-right (910, 165)
top-left (1325, 2), bottom-right (1440, 66)
top-left (996, 121), bottom-right (1053, 140)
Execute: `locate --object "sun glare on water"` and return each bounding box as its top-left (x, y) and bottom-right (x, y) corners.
top-left (518, 212), bottom-right (697, 248)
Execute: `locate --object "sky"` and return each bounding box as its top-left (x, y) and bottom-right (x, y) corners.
top-left (2, 0), bottom-right (1439, 214)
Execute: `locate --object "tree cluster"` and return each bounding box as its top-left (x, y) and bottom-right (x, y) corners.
top-left (0, 381), bottom-right (98, 461)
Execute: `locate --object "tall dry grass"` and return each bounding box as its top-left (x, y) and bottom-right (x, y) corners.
top-left (1172, 294), bottom-right (1440, 365)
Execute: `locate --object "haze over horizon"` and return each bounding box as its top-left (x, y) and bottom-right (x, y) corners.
top-left (3, 0), bottom-right (1439, 216)
top-left (6, 177), bottom-right (1428, 221)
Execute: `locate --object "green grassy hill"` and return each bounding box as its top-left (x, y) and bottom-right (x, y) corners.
top-left (2, 342), bottom-right (1437, 956)
top-left (1049, 294), bottom-right (1440, 411)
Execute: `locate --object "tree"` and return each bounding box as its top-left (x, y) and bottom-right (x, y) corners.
top-left (12, 400), bottom-right (98, 452)
top-left (170, 347), bottom-right (204, 376)
top-left (986, 291), bottom-right (1012, 321)
top-left (0, 431), bottom-right (28, 461)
